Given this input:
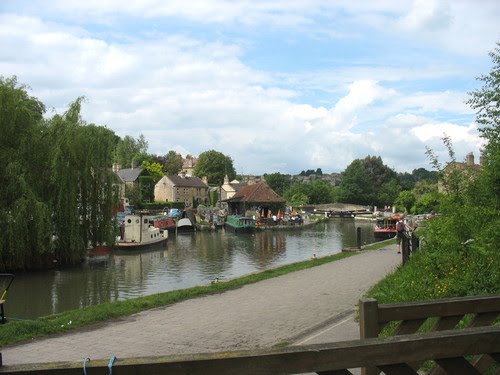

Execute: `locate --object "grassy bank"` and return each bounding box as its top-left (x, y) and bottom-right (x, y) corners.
top-left (0, 250), bottom-right (356, 347)
top-left (362, 238), bottom-right (396, 250)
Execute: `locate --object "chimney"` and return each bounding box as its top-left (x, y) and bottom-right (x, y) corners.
top-left (202, 176), bottom-right (208, 185)
top-left (180, 171), bottom-right (186, 178)
top-left (466, 152), bottom-right (474, 166)
top-left (112, 163), bottom-right (120, 173)
top-left (223, 175), bottom-right (229, 185)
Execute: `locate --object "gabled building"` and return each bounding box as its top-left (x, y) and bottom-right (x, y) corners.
top-left (438, 152), bottom-right (482, 193)
top-left (220, 175), bottom-right (246, 201)
top-left (223, 181), bottom-right (285, 216)
top-left (181, 155), bottom-right (198, 177)
top-left (114, 166), bottom-right (146, 189)
top-left (154, 172), bottom-right (209, 207)
top-left (113, 164), bottom-right (152, 199)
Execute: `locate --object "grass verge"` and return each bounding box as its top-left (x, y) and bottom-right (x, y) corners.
top-left (362, 238), bottom-right (396, 250)
top-left (0, 251), bottom-right (356, 347)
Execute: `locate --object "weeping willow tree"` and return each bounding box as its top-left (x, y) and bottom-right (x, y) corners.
top-left (0, 78), bottom-right (118, 271)
top-left (48, 98), bottom-right (119, 264)
top-left (0, 77), bottom-right (53, 270)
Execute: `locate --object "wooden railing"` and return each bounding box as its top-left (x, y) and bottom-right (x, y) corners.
top-left (0, 296), bottom-right (498, 374)
top-left (360, 294), bottom-right (500, 375)
top-left (0, 326), bottom-right (498, 374)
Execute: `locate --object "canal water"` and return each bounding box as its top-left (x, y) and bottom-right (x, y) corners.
top-left (6, 219), bottom-right (377, 319)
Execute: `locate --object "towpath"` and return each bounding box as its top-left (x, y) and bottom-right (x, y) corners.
top-left (1, 244), bottom-right (400, 366)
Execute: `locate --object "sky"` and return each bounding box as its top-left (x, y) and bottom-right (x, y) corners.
top-left (1, 1), bottom-right (499, 175)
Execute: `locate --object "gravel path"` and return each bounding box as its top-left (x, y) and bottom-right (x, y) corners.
top-left (1, 245), bottom-right (400, 365)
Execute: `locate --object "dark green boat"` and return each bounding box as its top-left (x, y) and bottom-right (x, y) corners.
top-left (224, 215), bottom-right (256, 233)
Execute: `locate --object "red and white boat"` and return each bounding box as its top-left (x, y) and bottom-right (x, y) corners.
top-left (373, 215), bottom-right (402, 239)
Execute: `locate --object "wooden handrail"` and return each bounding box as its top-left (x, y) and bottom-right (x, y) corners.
top-left (359, 294), bottom-right (500, 375)
top-left (0, 326), bottom-right (498, 374)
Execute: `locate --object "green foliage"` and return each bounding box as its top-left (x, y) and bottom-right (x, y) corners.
top-left (369, 44), bottom-right (500, 303)
top-left (467, 42), bottom-right (500, 206)
top-left (378, 179), bottom-right (402, 206)
top-left (141, 161), bottom-right (164, 181)
top-left (338, 155), bottom-right (399, 206)
top-left (194, 150), bottom-right (236, 185)
top-left (115, 134), bottom-right (148, 168)
top-left (412, 191), bottom-right (442, 214)
top-left (286, 193), bottom-right (309, 206)
top-left (125, 185), bottom-right (141, 206)
top-left (283, 180), bottom-right (334, 205)
top-left (263, 172), bottom-right (291, 197)
top-left (0, 78), bottom-right (118, 270)
top-left (138, 175), bottom-right (155, 203)
top-left (209, 189), bottom-right (219, 207)
top-left (395, 190), bottom-right (416, 213)
top-left (163, 150), bottom-right (183, 175)
top-left (412, 179), bottom-right (438, 198)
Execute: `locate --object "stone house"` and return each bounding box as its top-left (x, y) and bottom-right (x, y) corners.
top-left (155, 172), bottom-right (209, 207)
top-left (438, 152), bottom-right (482, 193)
top-left (113, 164), bottom-right (154, 200)
top-left (181, 155), bottom-right (198, 177)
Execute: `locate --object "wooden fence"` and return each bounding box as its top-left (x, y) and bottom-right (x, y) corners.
top-left (360, 294), bottom-right (500, 375)
top-left (0, 295), bottom-right (498, 374)
top-left (0, 326), bottom-right (498, 374)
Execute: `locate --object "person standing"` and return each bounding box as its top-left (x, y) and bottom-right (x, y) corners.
top-left (396, 218), bottom-right (405, 254)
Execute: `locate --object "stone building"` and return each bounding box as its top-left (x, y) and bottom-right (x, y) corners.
top-left (154, 172), bottom-right (209, 207)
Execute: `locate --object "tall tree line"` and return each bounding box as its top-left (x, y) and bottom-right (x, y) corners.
top-left (0, 78), bottom-right (118, 271)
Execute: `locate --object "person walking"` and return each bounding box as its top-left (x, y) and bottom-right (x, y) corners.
top-left (396, 218), bottom-right (406, 254)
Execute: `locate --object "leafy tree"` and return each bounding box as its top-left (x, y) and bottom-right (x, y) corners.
top-left (395, 190), bottom-right (416, 213)
top-left (412, 191), bottom-right (442, 214)
top-left (308, 180), bottom-right (335, 204)
top-left (466, 42), bottom-right (500, 205)
top-left (163, 150), bottom-right (183, 175)
top-left (337, 159), bottom-right (372, 204)
top-left (338, 156), bottom-right (398, 206)
top-left (0, 76), bottom-right (52, 270)
top-left (138, 175), bottom-right (155, 203)
top-left (412, 180), bottom-right (438, 198)
top-left (283, 182), bottom-right (309, 203)
top-left (263, 172), bottom-right (291, 197)
top-left (194, 150), bottom-right (236, 185)
top-left (283, 180), bottom-right (334, 205)
top-left (378, 179), bottom-right (402, 206)
top-left (315, 168), bottom-right (323, 175)
top-left (141, 161), bottom-right (164, 182)
top-left (412, 168), bottom-right (439, 183)
top-left (287, 193), bottom-right (309, 207)
top-left (115, 134), bottom-right (148, 168)
top-left (0, 77), bottom-right (118, 270)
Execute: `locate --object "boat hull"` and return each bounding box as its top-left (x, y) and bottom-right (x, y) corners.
top-left (225, 215), bottom-right (256, 233)
top-left (373, 229), bottom-right (396, 239)
top-left (176, 218), bottom-right (195, 232)
top-left (115, 235), bottom-right (168, 250)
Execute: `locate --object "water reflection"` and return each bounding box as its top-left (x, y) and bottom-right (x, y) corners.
top-left (7, 219), bottom-right (376, 319)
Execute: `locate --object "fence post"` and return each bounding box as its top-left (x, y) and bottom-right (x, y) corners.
top-left (411, 232), bottom-right (419, 254)
top-left (357, 227), bottom-right (362, 249)
top-left (359, 298), bottom-right (380, 375)
top-left (402, 234), bottom-right (410, 264)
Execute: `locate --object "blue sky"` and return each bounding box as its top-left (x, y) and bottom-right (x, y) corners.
top-left (1, 0), bottom-right (499, 175)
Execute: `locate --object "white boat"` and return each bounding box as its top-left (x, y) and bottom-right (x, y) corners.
top-left (116, 213), bottom-right (168, 249)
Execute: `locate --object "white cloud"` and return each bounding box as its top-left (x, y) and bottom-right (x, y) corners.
top-left (1, 1), bottom-right (493, 174)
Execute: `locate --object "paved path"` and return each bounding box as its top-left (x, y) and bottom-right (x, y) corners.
top-left (1, 245), bottom-right (400, 366)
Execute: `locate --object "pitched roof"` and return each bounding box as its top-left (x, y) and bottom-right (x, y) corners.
top-left (116, 168), bottom-right (144, 182)
top-left (225, 182), bottom-right (284, 203)
top-left (167, 175), bottom-right (208, 188)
